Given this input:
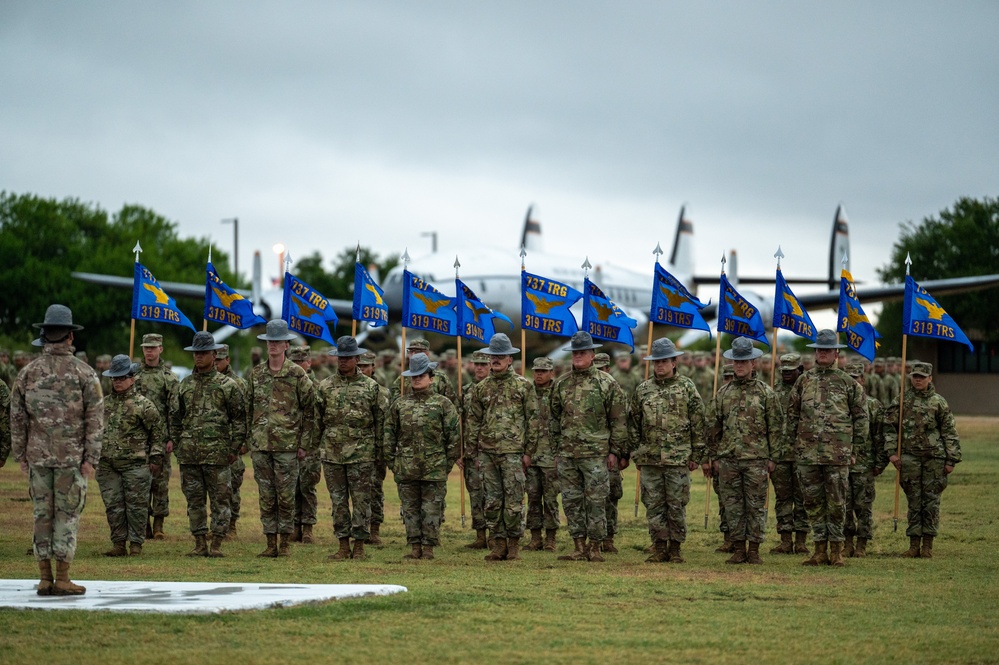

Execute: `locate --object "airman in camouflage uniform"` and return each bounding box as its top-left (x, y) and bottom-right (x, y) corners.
top-left (288, 345), bottom-right (321, 543)
top-left (393, 338), bottom-right (458, 406)
top-left (97, 355), bottom-right (165, 557)
top-left (843, 362), bottom-right (888, 557)
top-left (358, 351), bottom-right (391, 545)
top-left (883, 362), bottom-right (961, 559)
top-left (134, 333), bottom-right (179, 540)
top-left (460, 351), bottom-right (492, 549)
top-left (785, 329), bottom-right (868, 567)
top-left (315, 336), bottom-right (384, 561)
top-left (171, 332), bottom-right (247, 558)
top-left (595, 353), bottom-right (627, 553)
top-left (384, 353), bottom-right (461, 560)
top-left (214, 345), bottom-right (249, 539)
top-left (690, 352), bottom-right (716, 401)
top-left (12, 305), bottom-right (104, 595)
top-left (630, 338), bottom-right (706, 563)
top-left (375, 349), bottom-right (401, 391)
top-left (467, 334), bottom-right (538, 562)
top-left (549, 332), bottom-right (629, 563)
top-left (0, 379), bottom-right (11, 466)
top-left (706, 337), bottom-right (781, 564)
top-left (770, 353), bottom-right (810, 555)
top-left (248, 321), bottom-right (315, 558)
top-left (243, 346), bottom-right (263, 381)
top-left (523, 357), bottom-right (561, 552)
top-left (609, 350), bottom-right (641, 397)
top-left (0, 348), bottom-right (13, 387)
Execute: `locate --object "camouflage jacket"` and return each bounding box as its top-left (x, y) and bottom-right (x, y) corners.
top-left (773, 380), bottom-right (797, 462)
top-left (101, 385), bottom-right (165, 462)
top-left (219, 365), bottom-right (251, 448)
top-left (531, 382), bottom-right (556, 467)
top-left (785, 366), bottom-right (868, 466)
top-left (134, 362), bottom-right (179, 441)
top-left (706, 375), bottom-right (781, 461)
top-left (0, 380), bottom-right (10, 462)
top-left (315, 371), bottom-right (385, 464)
top-left (466, 368), bottom-right (539, 458)
top-left (609, 366), bottom-right (641, 397)
top-left (393, 371), bottom-right (458, 407)
top-left (853, 393), bottom-right (888, 473)
top-left (375, 364), bottom-right (400, 391)
top-left (459, 378), bottom-right (481, 457)
top-left (11, 342), bottom-right (104, 468)
top-left (170, 367), bottom-right (247, 465)
top-left (628, 374), bottom-right (706, 466)
top-left (549, 365), bottom-right (629, 459)
top-left (692, 366), bottom-right (716, 401)
top-left (883, 385), bottom-right (961, 464)
top-left (248, 359), bottom-right (315, 453)
top-left (384, 387), bottom-right (460, 482)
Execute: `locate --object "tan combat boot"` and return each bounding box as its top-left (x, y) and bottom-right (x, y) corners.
top-left (558, 537), bottom-right (588, 561)
top-left (129, 542), bottom-right (142, 556)
top-left (770, 532), bottom-right (794, 554)
top-left (842, 536), bottom-right (855, 558)
top-left (328, 537), bottom-right (351, 561)
top-left (103, 541), bottom-right (127, 557)
top-left (351, 539), bottom-right (366, 560)
top-left (726, 541), bottom-right (748, 564)
top-left (587, 540), bottom-right (605, 562)
top-left (645, 541), bottom-right (670, 563)
top-left (277, 533), bottom-right (291, 557)
top-left (506, 538), bottom-right (521, 561)
top-left (369, 523), bottom-right (382, 546)
top-left (486, 531), bottom-right (496, 551)
top-left (37, 560), bottom-right (53, 596)
top-left (803, 541), bottom-right (828, 566)
top-left (601, 536), bottom-right (618, 554)
top-left (225, 517), bottom-right (238, 541)
top-left (258, 533), bottom-right (278, 558)
top-left (794, 531), bottom-right (810, 554)
top-left (292, 523), bottom-right (303, 543)
top-left (901, 536), bottom-right (921, 558)
top-left (543, 529), bottom-right (557, 552)
top-left (522, 528), bottom-right (544, 551)
top-left (921, 536), bottom-right (934, 559)
top-left (854, 538), bottom-right (868, 558)
top-left (152, 516), bottom-right (165, 540)
top-left (829, 541), bottom-right (845, 567)
top-left (485, 537), bottom-right (508, 562)
top-left (715, 534), bottom-right (735, 553)
top-left (668, 540), bottom-right (684, 563)
top-left (746, 541), bottom-right (763, 564)
top-left (207, 534), bottom-right (225, 558)
top-left (465, 529), bottom-right (488, 549)
top-left (186, 534), bottom-right (208, 557)
top-left (420, 545), bottom-right (435, 560)
top-left (403, 543), bottom-right (423, 559)
top-left (301, 524), bottom-right (314, 544)
top-left (52, 561), bottom-right (86, 596)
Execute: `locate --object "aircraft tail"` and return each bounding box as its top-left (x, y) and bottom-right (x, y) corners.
top-left (830, 204), bottom-right (850, 287)
top-left (669, 205), bottom-right (695, 291)
top-left (252, 251), bottom-right (272, 319)
top-left (727, 249), bottom-right (739, 287)
top-left (520, 205), bottom-right (543, 253)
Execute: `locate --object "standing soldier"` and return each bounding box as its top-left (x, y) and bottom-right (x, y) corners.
top-left (358, 351), bottom-right (391, 545)
top-left (460, 351), bottom-right (492, 549)
top-left (523, 357), bottom-right (561, 553)
top-left (243, 346), bottom-right (263, 381)
top-left (595, 353), bottom-right (627, 554)
top-left (288, 345), bottom-right (321, 543)
top-left (134, 333), bottom-right (178, 540)
top-left (785, 329), bottom-right (868, 567)
top-left (843, 362), bottom-right (888, 557)
top-left (384, 353), bottom-right (460, 560)
top-left (0, 378), bottom-right (10, 466)
top-left (97, 355), bottom-right (165, 557)
top-left (466, 333), bottom-right (538, 562)
top-left (549, 332), bottom-right (629, 563)
top-left (705, 337), bottom-right (781, 565)
top-left (396, 339), bottom-right (458, 406)
top-left (629, 338), bottom-right (706, 563)
top-left (610, 350), bottom-right (640, 397)
top-left (315, 336), bottom-right (384, 561)
top-left (375, 349), bottom-right (400, 391)
top-left (12, 304), bottom-right (104, 595)
top-left (884, 362), bottom-right (961, 559)
top-left (248, 320), bottom-right (315, 558)
top-left (214, 345), bottom-right (249, 539)
top-left (691, 352), bottom-right (716, 401)
top-left (96, 354), bottom-right (113, 397)
top-left (171, 332), bottom-right (246, 557)
top-left (770, 353), bottom-right (810, 555)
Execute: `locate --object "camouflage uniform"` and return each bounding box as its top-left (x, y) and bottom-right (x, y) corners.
top-left (393, 370), bottom-right (458, 407)
top-left (0, 380), bottom-right (11, 464)
top-left (98, 384), bottom-right (165, 548)
top-left (461, 379), bottom-right (487, 532)
top-left (526, 380), bottom-right (560, 534)
top-left (218, 363), bottom-right (249, 529)
top-left (134, 361), bottom-right (178, 522)
top-left (846, 389), bottom-right (887, 543)
top-left (609, 364), bottom-right (641, 397)
top-left (289, 348), bottom-right (322, 538)
top-left (12, 340), bottom-right (104, 564)
top-left (772, 379), bottom-right (809, 541)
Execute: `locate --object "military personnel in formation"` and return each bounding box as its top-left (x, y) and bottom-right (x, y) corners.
top-left (96, 354), bottom-right (113, 396)
top-left (523, 357), bottom-right (561, 552)
top-left (358, 351), bottom-right (391, 545)
top-left (243, 346), bottom-right (263, 381)
top-left (97, 355), bottom-right (165, 557)
top-left (867, 358), bottom-right (885, 405)
top-left (690, 352), bottom-right (716, 401)
top-left (883, 362), bottom-right (961, 559)
top-left (705, 337), bottom-right (781, 565)
top-left (550, 332), bottom-right (629, 563)
top-left (609, 350), bottom-right (640, 396)
top-left (595, 351), bottom-right (626, 554)
top-left (311, 348), bottom-right (335, 381)
top-left (288, 345), bottom-right (321, 544)
top-left (384, 353), bottom-right (461, 561)
top-left (214, 345), bottom-right (249, 538)
top-left (0, 378), bottom-right (10, 466)
top-left (843, 362), bottom-right (888, 558)
top-left (248, 320), bottom-right (315, 558)
top-left (801, 353), bottom-right (816, 372)
top-left (134, 333), bottom-right (179, 540)
top-left (171, 332), bottom-right (246, 558)
top-left (12, 304), bottom-right (104, 595)
top-left (375, 349), bottom-right (401, 390)
top-left (395, 339), bottom-right (458, 406)
top-left (0, 347), bottom-right (13, 387)
top-left (770, 353), bottom-right (810, 555)
top-left (466, 334), bottom-right (538, 562)
top-left (593, 352), bottom-right (610, 370)
top-left (460, 351), bottom-right (492, 549)
top-left (315, 336), bottom-right (384, 561)
top-left (883, 357), bottom-right (902, 407)
top-left (629, 338), bottom-right (706, 563)
top-left (785, 329), bottom-right (868, 567)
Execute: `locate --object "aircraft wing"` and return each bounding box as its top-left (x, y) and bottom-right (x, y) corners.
top-left (796, 274), bottom-right (999, 311)
top-left (71, 272), bottom-right (230, 299)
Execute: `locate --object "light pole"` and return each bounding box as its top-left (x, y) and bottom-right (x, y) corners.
top-left (221, 217), bottom-right (239, 278)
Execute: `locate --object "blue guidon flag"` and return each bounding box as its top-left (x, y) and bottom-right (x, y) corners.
top-left (772, 268), bottom-right (816, 341)
top-left (717, 273), bottom-right (769, 347)
top-left (132, 263), bottom-right (196, 331)
top-left (204, 262), bottom-right (266, 329)
top-left (402, 270), bottom-right (456, 335)
top-left (903, 275), bottom-right (974, 352)
top-left (456, 278), bottom-right (512, 343)
top-left (837, 269), bottom-right (879, 362)
top-left (650, 263), bottom-right (711, 335)
top-left (521, 271), bottom-right (582, 337)
top-left (582, 277), bottom-right (638, 351)
top-left (353, 262), bottom-right (388, 328)
top-left (282, 272), bottom-right (338, 345)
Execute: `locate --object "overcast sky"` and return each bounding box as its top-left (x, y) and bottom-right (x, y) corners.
top-left (2, 1), bottom-right (996, 305)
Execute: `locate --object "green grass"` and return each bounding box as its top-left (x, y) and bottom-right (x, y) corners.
top-left (2, 417), bottom-right (998, 664)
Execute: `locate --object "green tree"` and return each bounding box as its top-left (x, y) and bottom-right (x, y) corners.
top-left (876, 196), bottom-right (999, 354)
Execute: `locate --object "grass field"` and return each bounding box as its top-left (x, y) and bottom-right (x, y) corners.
top-left (2, 417), bottom-right (998, 664)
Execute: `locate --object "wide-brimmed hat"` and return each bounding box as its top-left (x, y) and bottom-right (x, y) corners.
top-left (807, 329), bottom-right (847, 349)
top-left (644, 337), bottom-right (684, 361)
top-left (402, 352), bottom-right (437, 377)
top-left (480, 333), bottom-right (519, 356)
top-left (335, 336), bottom-right (367, 357)
top-left (779, 353), bottom-right (802, 371)
top-left (184, 331), bottom-right (224, 352)
top-left (562, 331), bottom-right (602, 352)
top-left (257, 319), bottom-right (296, 341)
top-left (909, 361), bottom-right (933, 377)
top-left (103, 354), bottom-right (140, 378)
top-left (33, 304), bottom-right (84, 331)
top-left (722, 337), bottom-right (763, 361)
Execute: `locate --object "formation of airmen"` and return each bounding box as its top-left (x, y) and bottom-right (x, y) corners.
top-left (1, 304), bottom-right (962, 595)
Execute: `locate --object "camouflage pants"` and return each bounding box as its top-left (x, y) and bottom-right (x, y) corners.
top-left (179, 463), bottom-right (232, 537)
top-left (396, 480), bottom-right (447, 546)
top-left (251, 451), bottom-right (299, 535)
top-left (639, 464), bottom-right (690, 543)
top-left (605, 466), bottom-right (623, 537)
top-left (371, 463), bottom-right (387, 527)
top-left (323, 461), bottom-right (374, 540)
top-left (797, 464), bottom-right (849, 543)
top-left (463, 455), bottom-right (486, 530)
top-left (716, 459), bottom-right (769, 543)
top-left (28, 466), bottom-right (87, 563)
top-left (525, 465), bottom-right (560, 531)
top-left (97, 458), bottom-right (152, 545)
top-left (479, 452), bottom-right (527, 539)
top-left (295, 451), bottom-right (321, 526)
top-left (770, 461), bottom-right (808, 533)
top-left (230, 454), bottom-right (245, 520)
top-left (149, 452), bottom-right (171, 518)
top-left (557, 456), bottom-right (609, 542)
top-left (846, 470), bottom-right (876, 539)
top-left (712, 472), bottom-right (727, 533)
top-left (900, 455), bottom-right (948, 537)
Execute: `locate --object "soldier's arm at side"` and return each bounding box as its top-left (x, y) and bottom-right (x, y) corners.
top-left (0, 383), bottom-right (11, 465)
top-left (443, 400), bottom-right (461, 470)
top-left (82, 370), bottom-right (105, 473)
top-left (938, 398), bottom-right (961, 472)
top-left (689, 383), bottom-right (707, 471)
top-left (522, 381), bottom-right (540, 462)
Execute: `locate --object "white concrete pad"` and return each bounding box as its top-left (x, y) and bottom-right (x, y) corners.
top-left (0, 579), bottom-right (407, 614)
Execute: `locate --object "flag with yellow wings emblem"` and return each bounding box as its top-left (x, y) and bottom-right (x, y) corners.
top-left (456, 278), bottom-right (512, 343)
top-left (718, 273), bottom-right (769, 347)
top-left (650, 263), bottom-right (710, 334)
top-left (837, 269), bottom-right (879, 361)
top-left (205, 262), bottom-right (266, 329)
top-left (132, 263), bottom-right (196, 330)
top-left (353, 262), bottom-right (388, 328)
top-left (903, 275), bottom-right (973, 352)
top-left (402, 269), bottom-right (456, 336)
top-left (772, 268), bottom-right (816, 341)
top-left (521, 271), bottom-right (582, 337)
top-left (283, 271), bottom-right (338, 344)
top-left (582, 277), bottom-right (638, 351)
